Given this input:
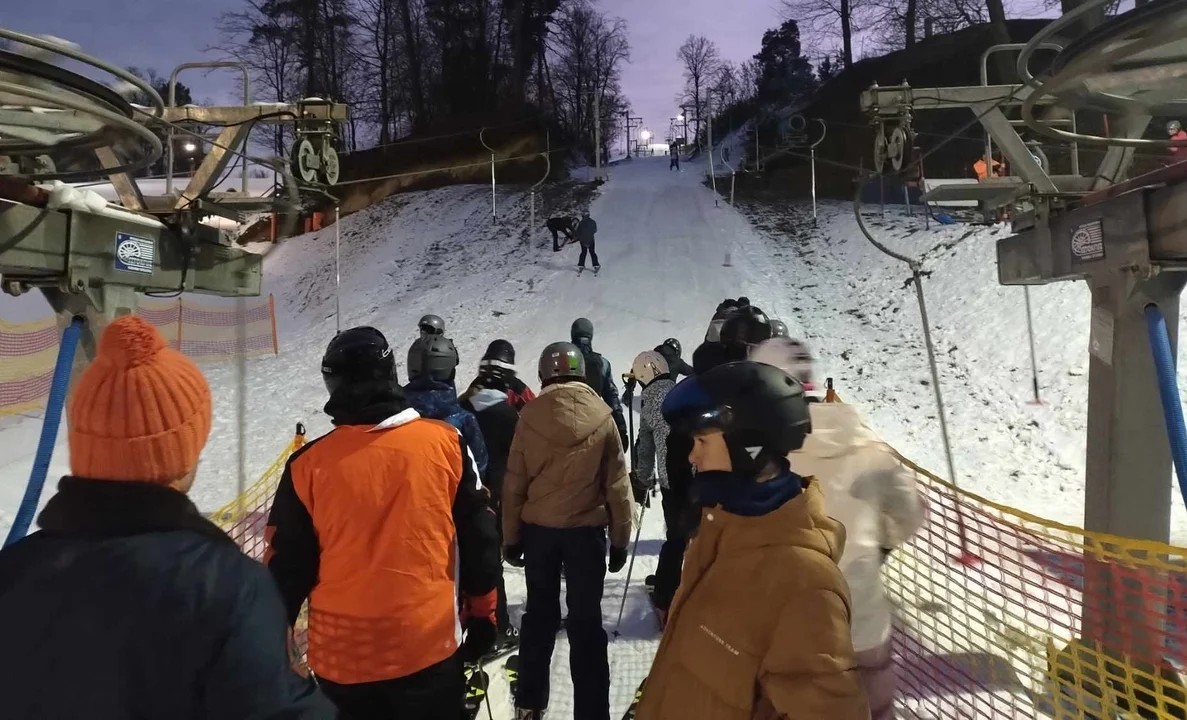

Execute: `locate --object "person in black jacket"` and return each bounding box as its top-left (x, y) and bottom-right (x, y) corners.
top-left (0, 316), bottom-right (333, 720)
top-left (546, 216), bottom-right (576, 252)
top-left (461, 355), bottom-right (524, 653)
top-left (654, 337), bottom-right (693, 381)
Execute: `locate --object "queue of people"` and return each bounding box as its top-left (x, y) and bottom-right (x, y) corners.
top-left (0, 299), bottom-right (923, 720)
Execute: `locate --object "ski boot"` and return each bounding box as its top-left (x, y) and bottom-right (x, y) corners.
top-left (593, 265), bottom-right (601, 275)
top-left (492, 624), bottom-right (520, 656)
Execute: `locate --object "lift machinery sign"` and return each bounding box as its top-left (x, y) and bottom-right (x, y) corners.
top-left (114, 232), bottom-right (155, 274)
top-left (1070, 220), bottom-right (1105, 263)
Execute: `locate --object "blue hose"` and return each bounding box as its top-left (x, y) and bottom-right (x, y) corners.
top-left (4, 316), bottom-right (85, 547)
top-left (1144, 304), bottom-right (1187, 511)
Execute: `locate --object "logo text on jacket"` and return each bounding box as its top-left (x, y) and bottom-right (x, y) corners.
top-left (700, 625), bottom-right (740, 656)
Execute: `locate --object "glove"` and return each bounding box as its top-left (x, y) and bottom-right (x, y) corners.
top-left (608, 545), bottom-right (629, 573)
top-left (630, 472), bottom-right (650, 507)
top-left (459, 616), bottom-right (497, 663)
top-left (504, 544), bottom-right (525, 568)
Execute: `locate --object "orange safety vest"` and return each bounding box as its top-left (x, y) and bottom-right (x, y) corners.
top-left (973, 158), bottom-right (1001, 180)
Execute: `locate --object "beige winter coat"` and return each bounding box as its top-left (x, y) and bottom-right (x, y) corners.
top-left (636, 480), bottom-right (869, 720)
top-left (502, 380), bottom-right (634, 549)
top-left (789, 402), bottom-right (925, 652)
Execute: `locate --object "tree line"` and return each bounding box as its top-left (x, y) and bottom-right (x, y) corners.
top-left (209, 0), bottom-right (632, 165)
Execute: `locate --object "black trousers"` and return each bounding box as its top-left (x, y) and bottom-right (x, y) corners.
top-left (550, 227), bottom-right (572, 251)
top-left (494, 501), bottom-right (510, 631)
top-left (318, 652), bottom-right (463, 720)
top-left (651, 486), bottom-right (689, 611)
top-left (578, 241), bottom-right (599, 268)
top-left (517, 524), bottom-right (609, 719)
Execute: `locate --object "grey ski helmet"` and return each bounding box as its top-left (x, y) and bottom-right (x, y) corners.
top-left (769, 319), bottom-right (790, 339)
top-left (407, 334), bottom-right (459, 382)
top-left (321, 326), bottom-right (398, 395)
top-left (571, 317), bottom-right (594, 344)
top-left (418, 314), bottom-right (445, 337)
top-left (539, 341), bottom-right (586, 383)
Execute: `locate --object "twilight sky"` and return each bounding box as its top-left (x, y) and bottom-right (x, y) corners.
top-left (8, 0), bottom-right (787, 139)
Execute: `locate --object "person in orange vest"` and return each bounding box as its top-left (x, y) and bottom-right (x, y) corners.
top-left (973, 155), bottom-right (1002, 180)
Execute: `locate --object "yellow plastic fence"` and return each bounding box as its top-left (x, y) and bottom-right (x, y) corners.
top-left (0, 317), bottom-right (58, 417)
top-left (886, 451), bottom-right (1187, 719)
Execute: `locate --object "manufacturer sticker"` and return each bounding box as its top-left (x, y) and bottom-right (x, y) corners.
top-left (114, 232), bottom-right (154, 274)
top-left (1070, 220), bottom-right (1105, 263)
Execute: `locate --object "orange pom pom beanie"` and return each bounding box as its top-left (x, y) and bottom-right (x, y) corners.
top-left (68, 315), bottom-right (212, 484)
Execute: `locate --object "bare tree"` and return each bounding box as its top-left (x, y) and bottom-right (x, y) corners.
top-left (677, 35), bottom-right (720, 146)
top-left (781, 0), bottom-right (865, 68)
top-left (712, 61), bottom-right (741, 109)
top-left (350, 0), bottom-right (406, 143)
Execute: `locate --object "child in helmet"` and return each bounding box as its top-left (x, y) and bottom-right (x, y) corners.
top-left (636, 360), bottom-right (868, 720)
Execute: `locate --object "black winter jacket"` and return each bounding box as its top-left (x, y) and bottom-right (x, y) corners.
top-left (462, 386), bottom-right (521, 504)
top-left (0, 477), bottom-right (334, 720)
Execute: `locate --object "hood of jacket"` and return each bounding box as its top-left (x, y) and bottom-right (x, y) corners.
top-left (522, 381), bottom-right (611, 448)
top-left (404, 377), bottom-right (463, 419)
top-left (798, 402), bottom-right (879, 458)
top-left (467, 387), bottom-right (510, 413)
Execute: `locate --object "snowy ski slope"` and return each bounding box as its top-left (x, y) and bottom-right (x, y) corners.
top-left (3, 153), bottom-right (1187, 717)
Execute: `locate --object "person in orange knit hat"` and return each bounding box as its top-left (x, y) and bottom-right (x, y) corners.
top-left (0, 315), bottom-right (336, 720)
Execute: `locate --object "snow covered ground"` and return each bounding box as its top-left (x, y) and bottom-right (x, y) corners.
top-left (3, 151), bottom-right (1186, 717)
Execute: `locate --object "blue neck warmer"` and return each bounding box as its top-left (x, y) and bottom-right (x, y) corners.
top-left (692, 469), bottom-right (804, 517)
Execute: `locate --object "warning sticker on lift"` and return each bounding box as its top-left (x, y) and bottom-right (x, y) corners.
top-left (114, 232), bottom-right (155, 274)
top-left (1070, 220), bottom-right (1105, 263)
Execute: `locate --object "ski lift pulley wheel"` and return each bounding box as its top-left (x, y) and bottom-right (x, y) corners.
top-left (872, 126), bottom-right (889, 174)
top-left (888, 124), bottom-right (913, 172)
top-left (292, 137), bottom-right (320, 185)
top-left (320, 141), bottom-right (340, 185)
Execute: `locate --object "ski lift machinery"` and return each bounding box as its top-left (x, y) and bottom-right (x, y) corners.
top-left (863, 0), bottom-right (1187, 675)
top-left (0, 28), bottom-right (348, 360)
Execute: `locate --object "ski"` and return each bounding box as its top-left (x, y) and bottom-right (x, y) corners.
top-left (463, 664), bottom-right (490, 720)
top-left (621, 678), bottom-right (646, 719)
top-left (504, 653), bottom-right (519, 704)
top-left (478, 641), bottom-right (518, 665)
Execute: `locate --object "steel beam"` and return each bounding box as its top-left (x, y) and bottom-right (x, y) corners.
top-left (859, 84), bottom-right (1050, 113)
top-left (159, 104), bottom-right (348, 125)
top-left (1091, 114), bottom-right (1152, 190)
top-left (174, 124), bottom-right (252, 211)
top-left (973, 103), bottom-right (1059, 194)
top-left (94, 147), bottom-right (145, 212)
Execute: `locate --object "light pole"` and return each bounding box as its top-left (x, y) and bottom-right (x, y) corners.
top-left (640, 128), bottom-right (652, 154)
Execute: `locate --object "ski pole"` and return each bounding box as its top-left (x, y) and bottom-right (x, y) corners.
top-left (613, 502), bottom-right (647, 637)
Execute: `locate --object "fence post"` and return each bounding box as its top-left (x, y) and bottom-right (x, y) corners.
top-left (269, 294), bottom-right (279, 356)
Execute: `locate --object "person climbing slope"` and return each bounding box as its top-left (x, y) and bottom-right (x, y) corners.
top-left (502, 342), bottom-right (634, 720)
top-left (570, 317), bottom-right (629, 450)
top-left (0, 316), bottom-right (335, 720)
top-left (404, 333), bottom-right (490, 480)
top-left (637, 360), bottom-right (868, 720)
top-left (266, 327), bottom-right (500, 719)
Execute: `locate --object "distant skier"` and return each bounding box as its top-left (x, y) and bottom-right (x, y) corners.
top-left (669, 144), bottom-right (680, 171)
top-left (574, 209), bottom-right (599, 273)
top-left (637, 360), bottom-right (868, 719)
top-left (466, 339), bottom-right (537, 411)
top-left (502, 342), bottom-right (634, 720)
top-left (654, 337), bottom-right (693, 381)
top-left (0, 316), bottom-right (335, 719)
top-left (546, 216), bottom-right (576, 252)
top-left (571, 317), bottom-right (628, 449)
top-left (267, 326), bottom-right (500, 719)
top-left (404, 334), bottom-right (490, 481)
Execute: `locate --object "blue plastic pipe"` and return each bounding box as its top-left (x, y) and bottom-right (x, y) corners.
top-left (1144, 304), bottom-right (1187, 511)
top-left (4, 316), bottom-right (85, 547)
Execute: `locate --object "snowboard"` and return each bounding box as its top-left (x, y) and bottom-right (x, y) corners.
top-left (463, 665), bottom-right (490, 720)
top-left (504, 653), bottom-right (519, 703)
top-left (621, 678), bottom-right (646, 719)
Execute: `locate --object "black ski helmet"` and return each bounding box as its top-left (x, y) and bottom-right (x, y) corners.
top-left (321, 326), bottom-right (398, 395)
top-left (661, 360), bottom-right (811, 478)
top-left (539, 341), bottom-right (586, 384)
top-left (720, 306), bottom-right (772, 351)
top-left (418, 314), bottom-right (445, 337)
top-left (407, 334), bottom-right (459, 382)
top-left (480, 339), bottom-right (516, 369)
top-left (663, 338), bottom-right (682, 356)
top-left (769, 319), bottom-right (790, 339)
top-left (571, 317), bottom-right (594, 344)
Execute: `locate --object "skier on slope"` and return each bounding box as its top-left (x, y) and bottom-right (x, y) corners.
top-left (502, 342), bottom-right (634, 720)
top-left (753, 337), bottom-right (925, 720)
top-left (404, 333), bottom-right (490, 480)
top-left (0, 316), bottom-right (335, 720)
top-left (636, 360), bottom-right (869, 720)
top-left (466, 339), bottom-right (537, 410)
top-left (546, 216), bottom-right (576, 252)
top-left (460, 345), bottom-right (531, 654)
top-left (654, 338), bottom-right (694, 381)
top-left (266, 327), bottom-right (500, 719)
top-left (574, 209), bottom-right (600, 273)
top-left (571, 317), bottom-right (629, 449)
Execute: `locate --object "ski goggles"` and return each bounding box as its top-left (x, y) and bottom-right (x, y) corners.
top-left (661, 376), bottom-right (734, 435)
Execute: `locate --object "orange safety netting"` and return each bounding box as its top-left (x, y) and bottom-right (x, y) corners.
top-left (0, 296), bottom-right (279, 416)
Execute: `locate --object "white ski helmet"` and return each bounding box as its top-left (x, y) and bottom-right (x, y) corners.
top-left (630, 350), bottom-right (670, 387)
top-left (749, 337), bottom-right (816, 391)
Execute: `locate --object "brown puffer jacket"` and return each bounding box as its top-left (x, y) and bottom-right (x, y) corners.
top-left (636, 480), bottom-right (870, 720)
top-left (502, 380), bottom-right (634, 549)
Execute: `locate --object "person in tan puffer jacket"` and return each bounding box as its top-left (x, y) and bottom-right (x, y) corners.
top-left (503, 341), bottom-right (634, 720)
top-left (637, 360), bottom-right (868, 720)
